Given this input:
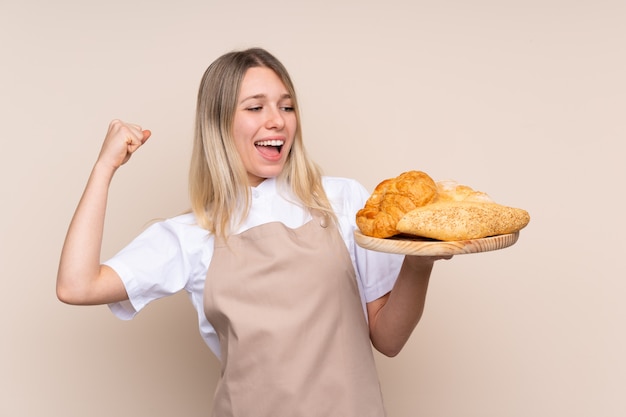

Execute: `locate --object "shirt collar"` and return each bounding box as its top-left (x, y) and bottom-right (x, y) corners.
top-left (252, 177), bottom-right (277, 195)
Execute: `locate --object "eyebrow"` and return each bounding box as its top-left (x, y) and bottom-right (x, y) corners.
top-left (239, 93), bottom-right (292, 104)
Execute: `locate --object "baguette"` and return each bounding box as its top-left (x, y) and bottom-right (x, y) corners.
top-left (396, 201), bottom-right (530, 241)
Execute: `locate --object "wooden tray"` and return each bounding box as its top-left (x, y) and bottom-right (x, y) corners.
top-left (354, 231), bottom-right (520, 256)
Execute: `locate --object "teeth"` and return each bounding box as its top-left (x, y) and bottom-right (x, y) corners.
top-left (255, 140), bottom-right (284, 147)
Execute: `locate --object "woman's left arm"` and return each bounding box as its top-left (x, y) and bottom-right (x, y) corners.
top-left (367, 255), bottom-right (448, 357)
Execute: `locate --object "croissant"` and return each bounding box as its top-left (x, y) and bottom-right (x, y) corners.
top-left (356, 171), bottom-right (437, 238)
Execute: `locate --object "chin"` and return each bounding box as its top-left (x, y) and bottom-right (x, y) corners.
top-left (261, 164), bottom-right (287, 178)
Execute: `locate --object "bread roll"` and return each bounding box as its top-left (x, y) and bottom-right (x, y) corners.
top-left (435, 180), bottom-right (493, 203)
top-left (356, 171), bottom-right (437, 238)
top-left (396, 201), bottom-right (530, 241)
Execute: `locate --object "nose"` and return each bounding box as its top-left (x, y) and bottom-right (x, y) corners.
top-left (265, 107), bottom-right (285, 130)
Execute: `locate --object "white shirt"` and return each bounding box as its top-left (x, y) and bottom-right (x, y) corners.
top-left (105, 177), bottom-right (403, 359)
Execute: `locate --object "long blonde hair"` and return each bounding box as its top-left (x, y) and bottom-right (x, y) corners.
top-left (189, 47), bottom-right (334, 237)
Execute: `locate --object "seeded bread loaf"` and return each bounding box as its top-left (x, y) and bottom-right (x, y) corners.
top-left (396, 201), bottom-right (530, 241)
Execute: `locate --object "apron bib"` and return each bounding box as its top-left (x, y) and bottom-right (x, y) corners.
top-left (204, 212), bottom-right (386, 417)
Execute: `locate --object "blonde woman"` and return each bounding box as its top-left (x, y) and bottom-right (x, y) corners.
top-left (57, 47), bottom-right (448, 417)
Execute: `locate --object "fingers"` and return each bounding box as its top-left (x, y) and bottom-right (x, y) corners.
top-left (125, 128), bottom-right (151, 152)
top-left (100, 119), bottom-right (152, 168)
top-left (110, 120), bottom-right (143, 144)
top-left (406, 255), bottom-right (444, 261)
top-left (404, 254), bottom-right (453, 270)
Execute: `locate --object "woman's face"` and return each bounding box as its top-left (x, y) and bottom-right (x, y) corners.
top-left (232, 66), bottom-right (297, 187)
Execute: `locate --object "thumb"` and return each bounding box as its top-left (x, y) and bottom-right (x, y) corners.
top-left (141, 129), bottom-right (152, 144)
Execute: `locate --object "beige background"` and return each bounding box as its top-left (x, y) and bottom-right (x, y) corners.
top-left (1, 0), bottom-right (625, 416)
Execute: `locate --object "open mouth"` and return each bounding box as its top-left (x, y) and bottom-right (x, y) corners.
top-left (254, 139), bottom-right (285, 157)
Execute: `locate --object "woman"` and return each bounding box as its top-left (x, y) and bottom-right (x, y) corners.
top-left (57, 47), bottom-right (448, 417)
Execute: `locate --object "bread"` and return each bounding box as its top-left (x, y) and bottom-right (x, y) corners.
top-left (357, 171), bottom-right (530, 241)
top-left (396, 201), bottom-right (530, 241)
top-left (356, 171), bottom-right (438, 238)
top-left (435, 180), bottom-right (493, 203)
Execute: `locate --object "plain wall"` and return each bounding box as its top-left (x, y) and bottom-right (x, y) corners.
top-left (1, 0), bottom-right (625, 416)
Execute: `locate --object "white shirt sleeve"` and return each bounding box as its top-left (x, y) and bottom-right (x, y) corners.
top-left (104, 214), bottom-right (211, 320)
top-left (324, 177), bottom-right (404, 305)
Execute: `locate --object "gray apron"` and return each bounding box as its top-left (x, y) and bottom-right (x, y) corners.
top-left (204, 212), bottom-right (386, 416)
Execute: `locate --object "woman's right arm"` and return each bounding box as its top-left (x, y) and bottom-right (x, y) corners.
top-left (56, 120), bottom-right (151, 305)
